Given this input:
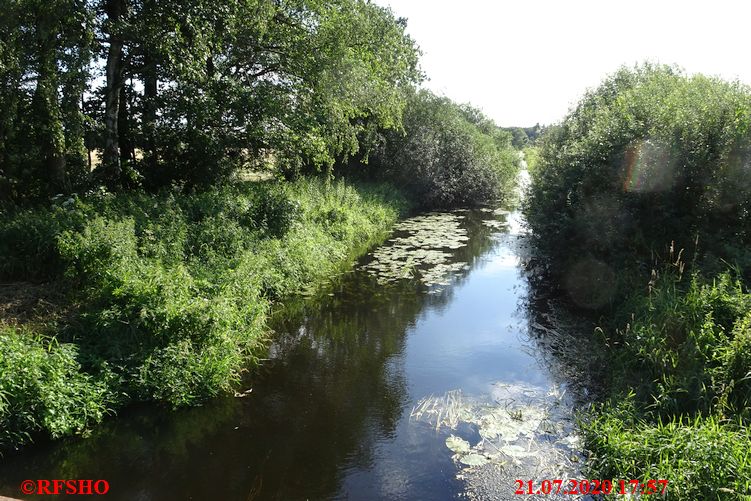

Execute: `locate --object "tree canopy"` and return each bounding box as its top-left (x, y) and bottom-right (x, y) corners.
top-left (0, 0), bottom-right (422, 199)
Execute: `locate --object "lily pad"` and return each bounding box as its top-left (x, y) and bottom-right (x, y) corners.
top-left (361, 212), bottom-right (471, 289)
top-left (411, 384), bottom-right (585, 478)
top-left (445, 435), bottom-right (471, 454)
top-left (459, 453), bottom-right (490, 467)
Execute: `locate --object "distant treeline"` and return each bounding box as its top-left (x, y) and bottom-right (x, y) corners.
top-left (503, 124), bottom-right (545, 148)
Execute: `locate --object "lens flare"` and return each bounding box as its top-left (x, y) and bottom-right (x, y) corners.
top-left (623, 139), bottom-right (675, 193)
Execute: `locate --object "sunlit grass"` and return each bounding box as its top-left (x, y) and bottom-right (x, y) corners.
top-left (583, 402), bottom-right (751, 500)
top-left (0, 178), bottom-right (408, 452)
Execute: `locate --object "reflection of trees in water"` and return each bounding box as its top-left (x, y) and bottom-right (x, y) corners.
top-left (0, 209), bottom-right (512, 501)
top-left (0, 396), bottom-right (242, 500)
top-left (251, 274), bottom-right (419, 499)
top-left (517, 235), bottom-right (606, 403)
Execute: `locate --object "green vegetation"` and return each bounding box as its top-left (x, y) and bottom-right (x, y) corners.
top-left (522, 146), bottom-right (539, 174)
top-left (586, 409), bottom-right (751, 499)
top-left (0, 178), bottom-right (407, 451)
top-left (363, 90), bottom-right (520, 208)
top-left (504, 124), bottom-right (544, 149)
top-left (526, 64), bottom-right (751, 498)
top-left (0, 326), bottom-right (110, 450)
top-left (0, 0), bottom-right (421, 198)
top-left (526, 64), bottom-right (751, 279)
top-left (0, 0), bottom-right (522, 454)
top-left (583, 266), bottom-right (751, 499)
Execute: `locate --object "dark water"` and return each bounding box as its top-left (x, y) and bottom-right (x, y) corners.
top-left (0, 206), bottom-right (591, 500)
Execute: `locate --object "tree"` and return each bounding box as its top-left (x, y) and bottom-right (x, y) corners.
top-left (367, 90), bottom-right (519, 208)
top-left (99, 0), bottom-right (128, 185)
top-left (1, 0), bottom-right (423, 198)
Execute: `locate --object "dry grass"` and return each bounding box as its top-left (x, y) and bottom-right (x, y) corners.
top-left (0, 282), bottom-right (74, 330)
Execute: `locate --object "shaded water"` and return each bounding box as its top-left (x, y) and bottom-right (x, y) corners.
top-left (0, 197), bottom-right (594, 500)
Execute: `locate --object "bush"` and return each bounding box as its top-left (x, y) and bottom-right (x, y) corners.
top-left (526, 64), bottom-right (751, 498)
top-left (0, 327), bottom-right (109, 451)
top-left (0, 201), bottom-right (88, 280)
top-left (368, 90), bottom-right (519, 208)
top-left (522, 146), bottom-right (540, 174)
top-left (525, 64), bottom-right (751, 283)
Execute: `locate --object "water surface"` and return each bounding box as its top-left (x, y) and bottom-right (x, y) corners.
top-left (0, 202), bottom-right (591, 500)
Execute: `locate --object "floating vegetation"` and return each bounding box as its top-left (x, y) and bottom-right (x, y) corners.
top-left (361, 213), bottom-right (470, 291)
top-left (459, 453), bottom-right (491, 467)
top-left (446, 435), bottom-right (471, 455)
top-left (410, 383), bottom-right (583, 495)
top-left (481, 219), bottom-right (508, 230)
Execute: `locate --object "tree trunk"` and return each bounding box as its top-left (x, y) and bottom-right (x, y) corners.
top-left (143, 51), bottom-right (158, 169)
top-left (118, 84), bottom-right (135, 163)
top-left (34, 29), bottom-right (70, 193)
top-left (101, 0), bottom-right (127, 185)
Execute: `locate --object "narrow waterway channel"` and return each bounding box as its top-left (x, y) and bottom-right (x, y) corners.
top-left (0, 172), bottom-right (596, 500)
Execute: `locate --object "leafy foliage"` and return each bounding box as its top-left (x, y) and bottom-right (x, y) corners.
top-left (366, 90), bottom-right (519, 208)
top-left (526, 65), bottom-right (751, 497)
top-left (0, 0), bottom-right (422, 198)
top-left (522, 146), bottom-right (539, 174)
top-left (526, 64), bottom-right (751, 284)
top-left (0, 178), bottom-right (407, 450)
top-left (0, 327), bottom-right (110, 451)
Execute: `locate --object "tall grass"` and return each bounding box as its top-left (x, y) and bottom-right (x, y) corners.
top-left (584, 404), bottom-right (751, 500)
top-left (0, 178), bottom-right (408, 451)
top-left (579, 256), bottom-right (751, 498)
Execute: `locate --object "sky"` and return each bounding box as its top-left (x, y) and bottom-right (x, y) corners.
top-left (373, 0), bottom-right (751, 127)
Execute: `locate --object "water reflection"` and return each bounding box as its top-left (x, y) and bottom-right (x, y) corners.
top-left (0, 208), bottom-right (593, 501)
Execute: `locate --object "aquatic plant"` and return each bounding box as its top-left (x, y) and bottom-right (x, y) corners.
top-left (411, 383), bottom-right (582, 482)
top-left (361, 213), bottom-right (470, 292)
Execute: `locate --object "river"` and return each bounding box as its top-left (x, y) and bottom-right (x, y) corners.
top-left (0, 171), bottom-right (597, 500)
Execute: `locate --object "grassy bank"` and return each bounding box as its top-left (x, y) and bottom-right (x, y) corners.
top-left (582, 265), bottom-right (751, 499)
top-left (525, 65), bottom-right (751, 498)
top-left (0, 178), bottom-right (408, 452)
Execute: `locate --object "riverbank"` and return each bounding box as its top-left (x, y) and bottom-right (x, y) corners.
top-left (0, 203), bottom-right (588, 500)
top-left (0, 178), bottom-right (409, 453)
top-left (524, 65), bottom-right (751, 499)
top-left (580, 265), bottom-right (751, 499)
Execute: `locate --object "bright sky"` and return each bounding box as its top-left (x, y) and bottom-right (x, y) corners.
top-left (373, 0), bottom-right (751, 127)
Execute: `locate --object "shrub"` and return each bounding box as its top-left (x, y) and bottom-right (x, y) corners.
top-left (368, 90), bottom-right (519, 208)
top-left (522, 146), bottom-right (540, 174)
top-left (0, 327), bottom-right (109, 451)
top-left (0, 178), bottom-right (407, 449)
top-left (527, 66), bottom-right (751, 497)
top-left (525, 64), bottom-right (751, 283)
